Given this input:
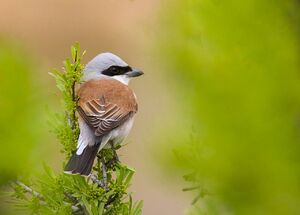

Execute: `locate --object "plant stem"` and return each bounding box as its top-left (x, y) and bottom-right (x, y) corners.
top-left (15, 181), bottom-right (81, 213)
top-left (71, 80), bottom-right (76, 130)
top-left (15, 181), bottom-right (44, 200)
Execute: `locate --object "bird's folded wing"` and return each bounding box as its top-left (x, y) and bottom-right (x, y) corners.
top-left (77, 97), bottom-right (134, 136)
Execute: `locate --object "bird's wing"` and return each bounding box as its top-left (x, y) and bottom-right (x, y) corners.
top-left (77, 96), bottom-right (134, 136)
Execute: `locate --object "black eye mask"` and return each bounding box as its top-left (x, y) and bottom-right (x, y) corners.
top-left (102, 66), bottom-right (132, 76)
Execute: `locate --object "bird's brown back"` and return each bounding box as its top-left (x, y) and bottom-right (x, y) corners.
top-left (77, 79), bottom-right (138, 112)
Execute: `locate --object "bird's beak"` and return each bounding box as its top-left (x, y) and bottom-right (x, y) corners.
top-left (125, 68), bottom-right (144, 77)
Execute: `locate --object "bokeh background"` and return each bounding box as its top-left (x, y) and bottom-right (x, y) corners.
top-left (2, 0), bottom-right (300, 214)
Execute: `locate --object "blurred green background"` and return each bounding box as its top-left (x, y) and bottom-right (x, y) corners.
top-left (158, 0), bottom-right (300, 214)
top-left (0, 41), bottom-right (42, 184)
top-left (1, 0), bottom-right (300, 214)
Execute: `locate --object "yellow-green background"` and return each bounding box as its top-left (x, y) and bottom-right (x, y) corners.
top-left (1, 0), bottom-right (300, 214)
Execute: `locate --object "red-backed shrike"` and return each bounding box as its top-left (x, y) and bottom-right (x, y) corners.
top-left (64, 53), bottom-right (143, 176)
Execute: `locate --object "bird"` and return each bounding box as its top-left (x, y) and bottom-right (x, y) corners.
top-left (64, 52), bottom-right (143, 176)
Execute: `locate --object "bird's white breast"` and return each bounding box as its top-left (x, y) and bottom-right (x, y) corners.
top-left (104, 116), bottom-right (135, 148)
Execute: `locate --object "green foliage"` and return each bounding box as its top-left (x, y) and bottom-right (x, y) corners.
top-left (159, 0), bottom-right (300, 214)
top-left (48, 42), bottom-right (84, 157)
top-left (10, 43), bottom-right (142, 214)
top-left (0, 40), bottom-right (43, 185)
top-left (12, 162), bottom-right (141, 215)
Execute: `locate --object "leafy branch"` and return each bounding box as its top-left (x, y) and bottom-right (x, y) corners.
top-left (10, 43), bottom-right (143, 215)
top-left (49, 42), bottom-right (84, 157)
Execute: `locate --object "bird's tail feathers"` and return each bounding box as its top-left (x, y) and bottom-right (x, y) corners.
top-left (64, 143), bottom-right (100, 176)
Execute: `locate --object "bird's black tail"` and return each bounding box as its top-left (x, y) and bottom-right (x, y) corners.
top-left (64, 143), bottom-right (100, 176)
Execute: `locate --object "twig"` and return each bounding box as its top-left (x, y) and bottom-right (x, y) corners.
top-left (101, 159), bottom-right (107, 189)
top-left (71, 49), bottom-right (79, 130)
top-left (15, 181), bottom-right (44, 200)
top-left (90, 174), bottom-right (103, 187)
top-left (104, 194), bottom-right (118, 209)
top-left (71, 80), bottom-right (77, 130)
top-left (15, 181), bottom-right (81, 213)
top-left (71, 205), bottom-right (81, 213)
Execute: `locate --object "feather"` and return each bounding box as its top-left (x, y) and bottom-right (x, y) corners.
top-left (64, 142), bottom-right (100, 176)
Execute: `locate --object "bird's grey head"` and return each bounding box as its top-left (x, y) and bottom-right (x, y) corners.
top-left (83, 52), bottom-right (143, 85)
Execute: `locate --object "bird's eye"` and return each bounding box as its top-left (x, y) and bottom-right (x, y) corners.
top-left (110, 67), bottom-right (119, 74)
